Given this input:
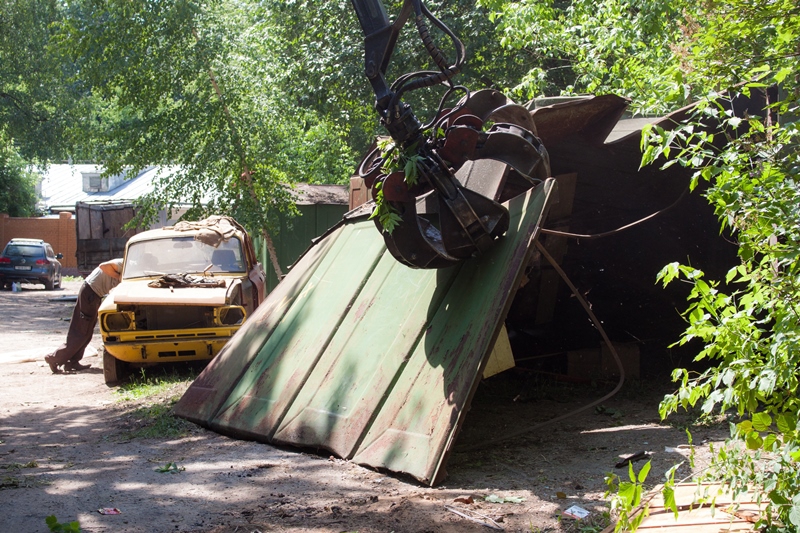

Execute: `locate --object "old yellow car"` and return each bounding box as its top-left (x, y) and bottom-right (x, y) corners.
top-left (99, 216), bottom-right (265, 385)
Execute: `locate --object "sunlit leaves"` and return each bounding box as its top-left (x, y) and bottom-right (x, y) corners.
top-left (479, 0), bottom-right (688, 113)
top-left (605, 461), bottom-right (652, 532)
top-left (0, 132), bottom-right (39, 216)
top-left (648, 0), bottom-right (800, 524)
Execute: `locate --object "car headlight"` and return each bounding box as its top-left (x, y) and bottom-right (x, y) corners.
top-left (103, 311), bottom-right (135, 331)
top-left (214, 306), bottom-right (246, 326)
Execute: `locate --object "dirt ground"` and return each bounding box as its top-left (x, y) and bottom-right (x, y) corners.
top-left (0, 280), bottom-right (727, 533)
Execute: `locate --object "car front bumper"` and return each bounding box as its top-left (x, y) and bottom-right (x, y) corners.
top-left (102, 327), bottom-right (239, 363)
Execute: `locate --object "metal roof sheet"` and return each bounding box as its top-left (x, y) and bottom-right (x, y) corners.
top-left (38, 165), bottom-right (181, 212)
top-left (38, 165), bottom-right (349, 212)
top-left (175, 180), bottom-right (556, 485)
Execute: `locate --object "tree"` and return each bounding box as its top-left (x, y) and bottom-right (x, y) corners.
top-left (258, 0), bottom-right (533, 157)
top-left (0, 132), bottom-right (39, 217)
top-left (0, 0), bottom-right (88, 162)
top-left (477, 0), bottom-right (690, 114)
top-left (55, 0), bottom-right (529, 254)
top-left (56, 0), bottom-right (358, 274)
top-left (645, 1), bottom-right (800, 528)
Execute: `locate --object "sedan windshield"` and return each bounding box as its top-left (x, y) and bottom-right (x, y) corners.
top-left (123, 236), bottom-right (245, 279)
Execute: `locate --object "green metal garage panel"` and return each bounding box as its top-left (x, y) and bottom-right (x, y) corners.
top-left (175, 180), bottom-right (555, 485)
top-left (255, 202), bottom-right (350, 293)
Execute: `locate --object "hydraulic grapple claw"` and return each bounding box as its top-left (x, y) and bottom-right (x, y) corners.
top-left (353, 0), bottom-right (550, 268)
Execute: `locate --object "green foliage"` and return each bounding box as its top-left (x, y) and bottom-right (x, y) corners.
top-left (45, 515), bottom-right (81, 533)
top-left (0, 0), bottom-right (88, 162)
top-left (604, 461), bottom-right (652, 532)
top-left (603, 453), bottom-right (680, 531)
top-left (0, 133), bottom-right (39, 216)
top-left (632, 0), bottom-right (800, 528)
top-left (126, 401), bottom-right (195, 439)
top-left (154, 461), bottom-right (186, 473)
top-left (115, 368), bottom-right (196, 439)
top-left (115, 367), bottom-right (196, 401)
top-left (3, 0), bottom-right (536, 232)
top-left (368, 139), bottom-right (426, 234)
top-left (477, 0), bottom-right (690, 114)
top-left (55, 0), bottom-right (356, 233)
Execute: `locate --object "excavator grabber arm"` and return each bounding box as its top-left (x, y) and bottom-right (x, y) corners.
top-left (351, 0), bottom-right (550, 268)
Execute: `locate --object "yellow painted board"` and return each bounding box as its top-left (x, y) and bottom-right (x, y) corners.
top-left (483, 324), bottom-right (515, 378)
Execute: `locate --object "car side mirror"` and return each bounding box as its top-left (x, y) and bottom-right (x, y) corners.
top-left (56, 253), bottom-right (64, 259)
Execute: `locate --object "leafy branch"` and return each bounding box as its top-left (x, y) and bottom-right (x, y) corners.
top-left (369, 138), bottom-right (424, 234)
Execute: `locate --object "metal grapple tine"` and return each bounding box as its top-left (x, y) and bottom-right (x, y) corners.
top-left (377, 202), bottom-right (461, 269)
top-left (457, 89), bottom-right (512, 122)
top-left (487, 104), bottom-right (539, 135)
top-left (437, 187), bottom-right (509, 259)
top-left (474, 124), bottom-right (548, 181)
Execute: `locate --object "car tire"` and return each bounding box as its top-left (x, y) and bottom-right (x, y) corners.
top-left (103, 349), bottom-right (130, 386)
top-left (44, 277), bottom-right (54, 290)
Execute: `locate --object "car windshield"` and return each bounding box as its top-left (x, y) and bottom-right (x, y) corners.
top-left (4, 245), bottom-right (43, 257)
top-left (123, 236), bottom-right (246, 279)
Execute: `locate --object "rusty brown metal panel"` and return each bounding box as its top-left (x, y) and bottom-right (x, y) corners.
top-left (176, 181), bottom-right (555, 484)
top-left (531, 94), bottom-right (630, 147)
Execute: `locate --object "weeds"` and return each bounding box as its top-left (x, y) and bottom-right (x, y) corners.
top-left (114, 366), bottom-right (197, 402)
top-left (1, 460), bottom-right (38, 469)
top-left (570, 512), bottom-right (611, 533)
top-left (114, 366), bottom-right (199, 439)
top-left (45, 515), bottom-right (81, 532)
top-left (123, 399), bottom-right (194, 439)
top-left (1, 461), bottom-right (48, 490)
top-left (154, 461), bottom-right (185, 473)
top-left (1, 474), bottom-right (50, 489)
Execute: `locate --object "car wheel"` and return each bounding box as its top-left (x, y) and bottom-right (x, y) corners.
top-left (44, 277), bottom-right (54, 290)
top-left (103, 349), bottom-right (130, 386)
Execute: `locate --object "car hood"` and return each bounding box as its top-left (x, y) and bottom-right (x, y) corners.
top-left (109, 278), bottom-right (234, 306)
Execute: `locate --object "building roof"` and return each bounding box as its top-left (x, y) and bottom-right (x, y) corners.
top-left (37, 164), bottom-right (349, 213)
top-left (38, 165), bottom-right (180, 213)
top-left (291, 183), bottom-right (349, 206)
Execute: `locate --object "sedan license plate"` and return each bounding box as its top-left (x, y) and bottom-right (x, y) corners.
top-left (14, 265), bottom-right (32, 270)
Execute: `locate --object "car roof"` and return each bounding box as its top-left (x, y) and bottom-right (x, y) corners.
top-left (127, 216), bottom-right (247, 246)
top-left (8, 238), bottom-right (46, 245)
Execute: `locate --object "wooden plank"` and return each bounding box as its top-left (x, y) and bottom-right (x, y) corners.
top-left (601, 484), bottom-right (762, 533)
top-left (89, 209), bottom-right (103, 239)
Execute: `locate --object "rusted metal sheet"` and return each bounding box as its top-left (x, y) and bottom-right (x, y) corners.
top-left (175, 180), bottom-right (555, 485)
top-left (530, 94), bottom-right (629, 147)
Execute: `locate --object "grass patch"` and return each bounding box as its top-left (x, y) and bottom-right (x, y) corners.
top-left (126, 399), bottom-right (195, 439)
top-left (1, 461), bottom-right (38, 469)
top-left (115, 365), bottom-right (201, 440)
top-left (1, 461), bottom-right (50, 490)
top-left (115, 366), bottom-right (198, 402)
top-left (61, 275), bottom-right (83, 282)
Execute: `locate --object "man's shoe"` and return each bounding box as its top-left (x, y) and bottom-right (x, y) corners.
top-left (44, 355), bottom-right (62, 374)
top-left (64, 361), bottom-right (91, 372)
